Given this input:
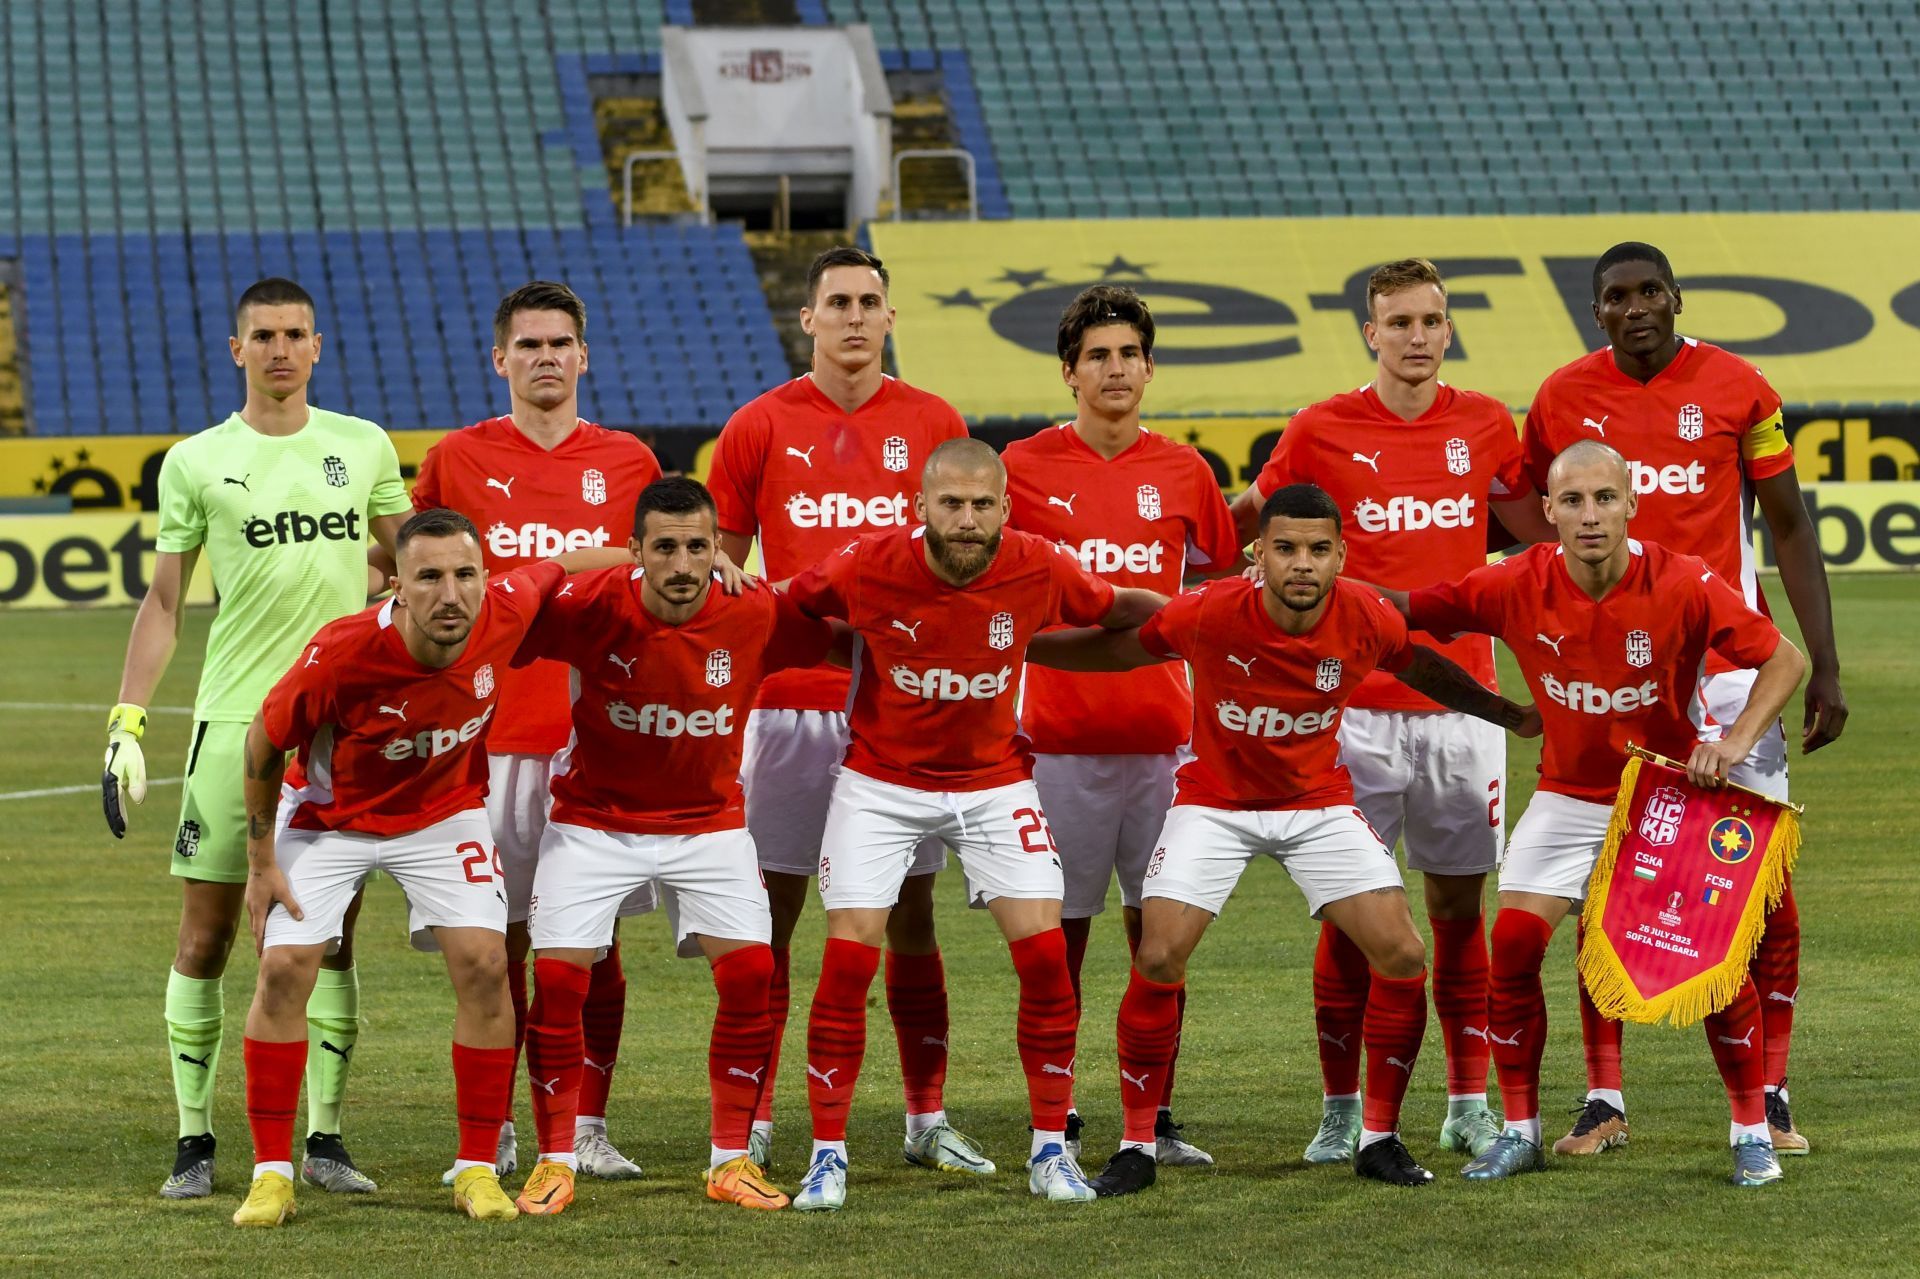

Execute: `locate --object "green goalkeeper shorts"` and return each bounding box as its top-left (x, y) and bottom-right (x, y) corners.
top-left (169, 719), bottom-right (251, 884)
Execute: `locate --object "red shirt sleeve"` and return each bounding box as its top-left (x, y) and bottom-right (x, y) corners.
top-left (1367, 591), bottom-right (1415, 673)
top-left (1253, 409), bottom-right (1314, 499)
top-left (1186, 454), bottom-right (1242, 570)
top-left (1694, 560), bottom-right (1784, 669)
top-left (1048, 545), bottom-right (1120, 626)
top-left (1488, 408), bottom-right (1527, 499)
top-left (491, 560), bottom-right (566, 629)
top-left (785, 541), bottom-right (858, 622)
top-left (1138, 586), bottom-right (1204, 660)
top-left (1520, 384), bottom-right (1557, 497)
top-left (260, 634), bottom-right (337, 753)
top-left (766, 593), bottom-right (838, 671)
top-left (1407, 561), bottom-right (1511, 640)
top-left (411, 438), bottom-right (445, 510)
top-left (513, 567), bottom-right (598, 666)
top-left (707, 408), bottom-right (768, 538)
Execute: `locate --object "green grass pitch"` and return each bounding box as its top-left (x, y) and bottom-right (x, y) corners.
top-left (1, 576), bottom-right (1915, 1277)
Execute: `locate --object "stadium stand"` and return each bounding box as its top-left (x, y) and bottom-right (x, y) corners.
top-left (1, 0), bottom-right (786, 435)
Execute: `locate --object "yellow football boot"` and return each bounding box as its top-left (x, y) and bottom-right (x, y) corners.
top-left (513, 1160), bottom-right (577, 1216)
top-left (232, 1171), bottom-right (296, 1228)
top-left (705, 1155), bottom-right (789, 1210)
top-left (453, 1165), bottom-right (520, 1221)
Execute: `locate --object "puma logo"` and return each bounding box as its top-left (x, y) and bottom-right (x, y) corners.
top-left (920, 1036), bottom-right (948, 1049)
top-left (1121, 1068), bottom-right (1150, 1091)
top-left (1488, 1028), bottom-right (1524, 1047)
top-left (1716, 1026), bottom-right (1756, 1048)
top-left (1351, 451), bottom-right (1382, 472)
top-left (785, 445), bottom-right (816, 467)
top-left (1318, 1031), bottom-right (1351, 1052)
top-left (177, 1051), bottom-right (212, 1069)
top-left (223, 474), bottom-right (250, 491)
top-left (1047, 494), bottom-right (1078, 516)
top-left (728, 1066), bottom-right (766, 1083)
top-left (531, 1075), bottom-right (560, 1095)
top-left (1767, 987), bottom-right (1799, 1006)
top-left (303, 646), bottom-right (321, 668)
top-left (1226, 654), bottom-right (1256, 676)
top-left (1040, 1060), bottom-right (1075, 1076)
top-left (583, 1056), bottom-right (613, 1076)
top-left (558, 581), bottom-right (576, 597)
top-left (806, 1064), bottom-right (839, 1089)
top-left (378, 702), bottom-right (408, 720)
top-left (891, 619), bottom-right (923, 642)
top-left (607, 653), bottom-right (636, 677)
top-left (1536, 634), bottom-right (1565, 656)
top-left (1386, 1056), bottom-right (1415, 1073)
top-left (1582, 416), bottom-right (1609, 436)
top-left (1463, 1026), bottom-right (1490, 1041)
top-left (485, 476), bottom-right (515, 498)
top-left (319, 1040), bottom-right (353, 1061)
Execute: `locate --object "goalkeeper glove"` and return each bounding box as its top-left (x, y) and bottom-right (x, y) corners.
top-left (103, 702), bottom-right (149, 838)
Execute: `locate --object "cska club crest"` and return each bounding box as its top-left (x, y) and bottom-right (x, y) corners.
top-left (1445, 437), bottom-right (1471, 476)
top-left (473, 663), bottom-right (495, 698)
top-left (988, 610), bottom-right (1015, 651)
top-left (1315, 657), bottom-right (1342, 692)
top-left (581, 468), bottom-right (607, 506)
top-left (883, 435), bottom-right (910, 473)
top-left (174, 819), bottom-right (202, 859)
top-left (1638, 785), bottom-right (1687, 845)
top-left (1677, 403), bottom-right (1705, 442)
top-left (1136, 483), bottom-right (1162, 520)
top-left (1626, 629), bottom-right (1652, 668)
top-left (706, 649), bottom-right (733, 687)
top-left (323, 456), bottom-right (349, 487)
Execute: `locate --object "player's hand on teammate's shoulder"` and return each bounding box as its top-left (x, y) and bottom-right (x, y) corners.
top-left (714, 547), bottom-right (759, 595)
top-left (1800, 667), bottom-right (1848, 753)
top-left (245, 865), bottom-right (304, 955)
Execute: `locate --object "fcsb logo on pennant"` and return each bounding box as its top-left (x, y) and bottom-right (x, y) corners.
top-left (988, 610), bottom-right (1015, 650)
top-left (1626, 629), bottom-right (1652, 668)
top-left (706, 649), bottom-right (733, 687)
top-left (1677, 403), bottom-right (1705, 442)
top-left (883, 435), bottom-right (910, 473)
top-left (1136, 483), bottom-right (1162, 520)
top-left (1445, 437), bottom-right (1471, 476)
top-left (473, 663), bottom-right (495, 698)
top-left (1315, 657), bottom-right (1342, 692)
top-left (1638, 785), bottom-right (1687, 845)
top-left (323, 456), bottom-right (349, 487)
top-left (581, 468), bottom-right (607, 506)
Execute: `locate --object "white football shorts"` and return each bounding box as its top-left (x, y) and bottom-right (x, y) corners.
top-left (492, 751), bottom-right (656, 924)
top-left (1497, 790), bottom-right (1615, 901)
top-left (1032, 752), bottom-right (1176, 918)
top-left (529, 822), bottom-right (771, 959)
top-left (1693, 668), bottom-right (1790, 802)
top-left (1141, 803), bottom-right (1405, 919)
top-left (1338, 708), bottom-right (1504, 876)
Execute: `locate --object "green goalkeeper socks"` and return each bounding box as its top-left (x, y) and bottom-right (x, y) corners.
top-left (164, 969), bottom-right (224, 1138)
top-left (305, 965), bottom-right (360, 1136)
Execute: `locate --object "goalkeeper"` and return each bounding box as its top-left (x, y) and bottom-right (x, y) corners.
top-left (104, 278), bottom-right (412, 1200)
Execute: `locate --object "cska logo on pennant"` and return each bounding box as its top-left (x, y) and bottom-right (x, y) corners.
top-left (706, 649), bottom-right (733, 687)
top-left (1136, 484), bottom-right (1162, 520)
top-left (1626, 629), bottom-right (1652, 668)
top-left (1677, 403), bottom-right (1705, 442)
top-left (1315, 657), bottom-right (1342, 692)
top-left (1445, 437), bottom-right (1471, 476)
top-left (988, 611), bottom-right (1015, 651)
top-left (581, 468), bottom-right (607, 506)
top-left (883, 435), bottom-right (910, 473)
top-left (323, 456), bottom-right (349, 487)
top-left (473, 663), bottom-right (495, 698)
top-left (1638, 785), bottom-right (1687, 845)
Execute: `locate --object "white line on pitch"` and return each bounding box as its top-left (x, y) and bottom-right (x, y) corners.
top-left (0, 776), bottom-right (185, 801)
top-left (0, 702), bottom-right (197, 714)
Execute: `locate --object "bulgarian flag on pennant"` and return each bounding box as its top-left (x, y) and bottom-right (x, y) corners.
top-left (1579, 744), bottom-right (1802, 1027)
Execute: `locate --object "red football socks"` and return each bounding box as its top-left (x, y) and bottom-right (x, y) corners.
top-left (244, 1037), bottom-right (307, 1168)
top-left (1704, 975), bottom-right (1767, 1126)
top-left (1575, 918), bottom-right (1624, 1094)
top-left (708, 944), bottom-right (775, 1150)
top-left (579, 942), bottom-right (627, 1119)
top-left (1361, 968), bottom-right (1427, 1133)
top-left (1158, 983), bottom-right (1187, 1110)
top-left (806, 937), bottom-right (881, 1142)
top-left (1754, 879), bottom-right (1801, 1088)
top-left (755, 946), bottom-right (791, 1126)
top-left (1116, 967), bottom-right (1183, 1145)
top-left (523, 957), bottom-right (591, 1157)
top-left (504, 955), bottom-right (529, 1123)
top-left (1489, 908), bottom-right (1554, 1124)
top-left (1061, 916), bottom-right (1092, 1009)
top-left (452, 1042), bottom-right (515, 1164)
top-left (1009, 929), bottom-right (1078, 1133)
top-left (1430, 913), bottom-right (1491, 1097)
top-left (1312, 920), bottom-right (1370, 1096)
top-left (885, 948), bottom-right (949, 1117)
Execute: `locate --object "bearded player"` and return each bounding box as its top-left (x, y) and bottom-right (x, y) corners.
top-left (103, 278), bottom-right (412, 1199)
top-left (231, 509), bottom-right (625, 1227)
top-left (782, 439), bottom-right (1166, 1210)
top-left (410, 281), bottom-right (662, 1181)
top-left (1523, 242), bottom-right (1844, 1155)
top-left (1003, 284), bottom-right (1241, 1165)
top-left (1229, 259), bottom-right (1555, 1162)
top-left (1390, 440), bottom-right (1804, 1186)
top-left (707, 247), bottom-right (970, 1172)
top-left (1030, 483), bottom-right (1539, 1195)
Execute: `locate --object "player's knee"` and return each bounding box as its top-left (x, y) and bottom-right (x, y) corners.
top-left (255, 948), bottom-right (316, 1010)
top-left (449, 944), bottom-right (510, 1004)
top-left (174, 919), bottom-right (238, 977)
top-left (885, 888), bottom-right (938, 948)
top-left (1132, 939), bottom-right (1186, 985)
top-left (1373, 933), bottom-right (1428, 981)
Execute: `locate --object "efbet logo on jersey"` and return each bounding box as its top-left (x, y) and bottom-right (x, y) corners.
top-left (472, 663), bottom-right (495, 698)
top-left (1708, 815), bottom-right (1756, 864)
top-left (1629, 459), bottom-right (1707, 496)
top-left (1677, 403), bottom-right (1705, 442)
top-left (1215, 699), bottom-right (1337, 738)
top-left (174, 819), bottom-right (201, 859)
top-left (381, 705), bottom-right (495, 760)
top-left (1626, 629), bottom-right (1653, 668)
top-left (581, 468), bottom-right (607, 506)
top-left (883, 435), bottom-right (910, 473)
top-left (706, 649), bottom-right (733, 687)
top-left (323, 455), bottom-right (349, 487)
top-left (1136, 484), bottom-right (1162, 520)
top-left (486, 522), bottom-right (610, 559)
top-left (1541, 673), bottom-right (1661, 714)
top-left (1638, 785), bottom-right (1688, 846)
top-left (1065, 539), bottom-right (1164, 575)
top-left (606, 700), bottom-right (737, 738)
top-left (987, 611), bottom-right (1015, 651)
top-left (784, 491), bottom-right (910, 529)
top-left (890, 664), bottom-right (1013, 701)
top-left (1353, 494), bottom-right (1476, 533)
top-left (1315, 657), bottom-right (1343, 692)
top-left (1445, 437), bottom-right (1471, 477)
top-left (243, 508), bottom-right (363, 548)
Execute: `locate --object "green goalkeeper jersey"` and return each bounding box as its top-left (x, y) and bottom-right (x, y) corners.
top-left (156, 408), bottom-right (412, 722)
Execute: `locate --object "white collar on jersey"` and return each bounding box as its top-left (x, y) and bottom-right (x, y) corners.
top-left (377, 597), bottom-right (396, 628)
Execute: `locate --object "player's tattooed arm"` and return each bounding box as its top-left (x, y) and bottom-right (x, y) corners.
top-left (242, 715), bottom-right (303, 951)
top-left (1394, 646), bottom-right (1542, 737)
top-left (1026, 626), bottom-right (1170, 673)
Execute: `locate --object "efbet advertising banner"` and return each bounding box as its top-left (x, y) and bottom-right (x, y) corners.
top-left (866, 212), bottom-right (1920, 418)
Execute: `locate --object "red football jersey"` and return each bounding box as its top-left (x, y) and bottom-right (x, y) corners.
top-left (1408, 540), bottom-right (1781, 804)
top-left (1253, 383), bottom-right (1525, 713)
top-left (706, 376), bottom-right (968, 713)
top-left (264, 562), bottom-right (564, 836)
top-left (1522, 339), bottom-right (1793, 619)
top-left (1004, 424), bottom-right (1242, 755)
top-left (1140, 577), bottom-right (1413, 811)
top-left (515, 569), bottom-right (835, 834)
top-left (412, 417), bottom-right (662, 754)
top-left (786, 526), bottom-right (1117, 792)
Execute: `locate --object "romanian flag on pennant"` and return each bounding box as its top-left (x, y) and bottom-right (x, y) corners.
top-left (1579, 745), bottom-right (1802, 1027)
